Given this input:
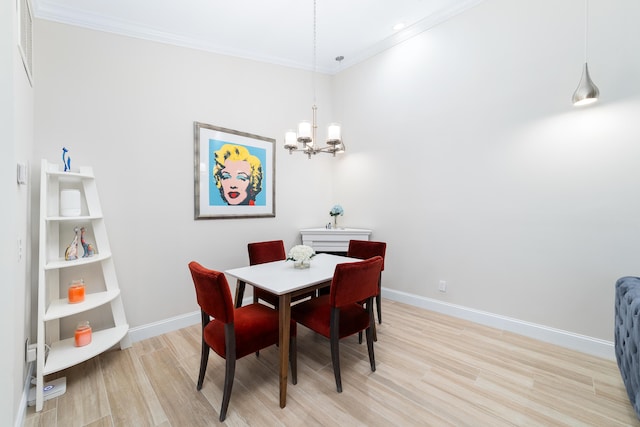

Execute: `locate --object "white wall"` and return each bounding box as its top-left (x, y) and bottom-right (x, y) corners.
top-left (0, 0), bottom-right (17, 419)
top-left (33, 20), bottom-right (341, 329)
top-left (30, 0), bottom-right (640, 369)
top-left (333, 0), bottom-right (640, 341)
top-left (3, 0), bottom-right (34, 425)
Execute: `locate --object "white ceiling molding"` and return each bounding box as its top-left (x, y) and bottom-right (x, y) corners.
top-left (32, 0), bottom-right (485, 74)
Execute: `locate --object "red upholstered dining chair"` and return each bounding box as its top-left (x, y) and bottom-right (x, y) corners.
top-left (188, 261), bottom-right (297, 422)
top-left (347, 240), bottom-right (387, 325)
top-left (247, 240), bottom-right (314, 308)
top-left (291, 256), bottom-right (383, 393)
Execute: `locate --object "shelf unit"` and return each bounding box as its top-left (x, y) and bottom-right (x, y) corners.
top-left (35, 159), bottom-right (130, 411)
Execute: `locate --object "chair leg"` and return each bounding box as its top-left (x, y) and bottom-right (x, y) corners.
top-left (377, 277), bottom-right (382, 324)
top-left (234, 280), bottom-right (246, 308)
top-left (366, 297), bottom-right (376, 372)
top-left (253, 293), bottom-right (260, 357)
top-left (197, 311), bottom-right (211, 391)
top-left (290, 335), bottom-right (297, 385)
top-left (197, 340), bottom-right (209, 390)
top-left (365, 331), bottom-right (376, 372)
top-left (366, 325), bottom-right (376, 372)
top-left (220, 323), bottom-right (237, 422)
top-left (220, 356), bottom-right (236, 422)
top-left (330, 307), bottom-right (342, 392)
top-left (358, 302), bottom-right (377, 344)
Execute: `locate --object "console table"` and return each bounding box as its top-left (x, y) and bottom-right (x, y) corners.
top-left (300, 227), bottom-right (372, 253)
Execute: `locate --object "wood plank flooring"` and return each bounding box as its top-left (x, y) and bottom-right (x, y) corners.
top-left (25, 299), bottom-right (640, 426)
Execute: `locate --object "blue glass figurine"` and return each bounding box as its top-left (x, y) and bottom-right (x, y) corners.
top-left (65, 227), bottom-right (80, 260)
top-left (62, 147), bottom-right (71, 172)
top-left (80, 227), bottom-right (95, 257)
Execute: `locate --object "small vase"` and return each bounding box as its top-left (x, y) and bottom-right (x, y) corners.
top-left (294, 259), bottom-right (311, 269)
top-left (333, 216), bottom-right (338, 229)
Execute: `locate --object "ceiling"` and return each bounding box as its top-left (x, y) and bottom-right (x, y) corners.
top-left (32, 0), bottom-right (483, 74)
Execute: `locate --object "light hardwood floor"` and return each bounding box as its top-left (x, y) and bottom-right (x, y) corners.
top-left (25, 299), bottom-right (640, 426)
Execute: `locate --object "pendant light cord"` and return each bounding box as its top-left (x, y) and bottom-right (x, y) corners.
top-left (584, 0), bottom-right (589, 62)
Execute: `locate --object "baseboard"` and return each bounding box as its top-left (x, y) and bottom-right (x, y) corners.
top-left (17, 362), bottom-right (34, 427)
top-left (127, 296), bottom-right (254, 343)
top-left (126, 291), bottom-right (614, 360)
top-left (128, 310), bottom-right (201, 343)
top-left (382, 288), bottom-right (615, 361)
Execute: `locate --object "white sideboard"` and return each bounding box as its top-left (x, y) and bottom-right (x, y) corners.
top-left (300, 227), bottom-right (372, 253)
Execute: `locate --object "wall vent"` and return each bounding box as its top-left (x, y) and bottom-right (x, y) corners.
top-left (18, 0), bottom-right (33, 85)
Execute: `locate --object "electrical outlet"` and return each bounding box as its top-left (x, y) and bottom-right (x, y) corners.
top-left (438, 280), bottom-right (447, 293)
top-left (17, 162), bottom-right (27, 185)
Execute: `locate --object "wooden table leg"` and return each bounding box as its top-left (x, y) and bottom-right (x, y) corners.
top-left (234, 280), bottom-right (246, 308)
top-left (278, 293), bottom-right (292, 408)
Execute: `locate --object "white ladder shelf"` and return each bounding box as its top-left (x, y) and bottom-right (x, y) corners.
top-left (35, 159), bottom-right (130, 411)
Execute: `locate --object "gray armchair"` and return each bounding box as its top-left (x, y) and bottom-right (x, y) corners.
top-left (614, 276), bottom-right (640, 420)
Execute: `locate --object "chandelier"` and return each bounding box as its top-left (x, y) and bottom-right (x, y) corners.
top-left (284, 0), bottom-right (345, 158)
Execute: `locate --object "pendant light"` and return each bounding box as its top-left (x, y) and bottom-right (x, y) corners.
top-left (572, 0), bottom-right (599, 106)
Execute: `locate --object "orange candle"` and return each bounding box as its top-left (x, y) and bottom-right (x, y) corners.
top-left (68, 280), bottom-right (85, 303)
top-left (74, 322), bottom-right (92, 347)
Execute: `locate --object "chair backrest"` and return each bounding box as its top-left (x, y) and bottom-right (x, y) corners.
top-left (248, 240), bottom-right (286, 265)
top-left (347, 240), bottom-right (387, 271)
top-left (330, 256), bottom-right (384, 308)
top-left (188, 261), bottom-right (234, 324)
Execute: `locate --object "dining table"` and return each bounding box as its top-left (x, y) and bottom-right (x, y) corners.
top-left (225, 252), bottom-right (358, 408)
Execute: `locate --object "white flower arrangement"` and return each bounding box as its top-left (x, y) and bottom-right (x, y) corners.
top-left (287, 245), bottom-right (316, 262)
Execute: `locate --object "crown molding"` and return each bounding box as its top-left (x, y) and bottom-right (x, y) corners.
top-left (32, 0), bottom-right (485, 75)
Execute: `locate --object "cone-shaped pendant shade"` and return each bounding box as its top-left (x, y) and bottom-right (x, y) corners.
top-left (572, 62), bottom-right (599, 106)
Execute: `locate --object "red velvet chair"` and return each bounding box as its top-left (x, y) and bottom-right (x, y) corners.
top-left (247, 240), bottom-right (314, 307)
top-left (247, 240), bottom-right (285, 307)
top-left (291, 256), bottom-right (383, 392)
top-left (347, 240), bottom-right (387, 325)
top-left (188, 261), bottom-right (297, 421)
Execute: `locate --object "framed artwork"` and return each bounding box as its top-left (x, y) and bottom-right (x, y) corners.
top-left (194, 122), bottom-right (275, 219)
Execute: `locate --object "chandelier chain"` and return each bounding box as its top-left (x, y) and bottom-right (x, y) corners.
top-left (312, 0), bottom-right (317, 104)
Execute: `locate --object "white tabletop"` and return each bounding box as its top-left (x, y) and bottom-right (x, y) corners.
top-left (225, 253), bottom-right (358, 295)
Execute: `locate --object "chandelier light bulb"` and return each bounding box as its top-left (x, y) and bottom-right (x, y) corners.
top-left (284, 130), bottom-right (298, 149)
top-left (327, 123), bottom-right (341, 144)
top-left (297, 121), bottom-right (312, 144)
